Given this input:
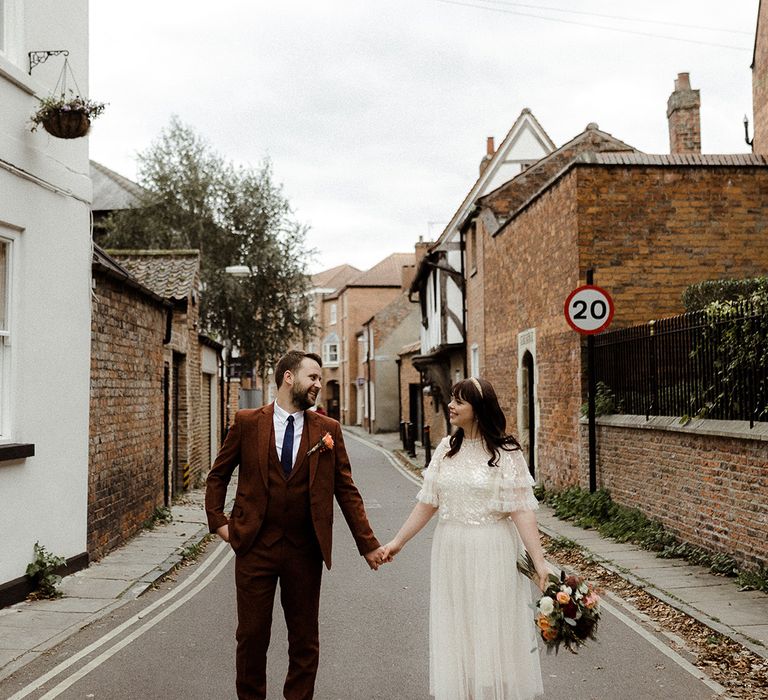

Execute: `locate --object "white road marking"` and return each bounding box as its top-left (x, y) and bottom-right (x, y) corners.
top-left (345, 431), bottom-right (423, 486)
top-left (9, 541), bottom-right (234, 700)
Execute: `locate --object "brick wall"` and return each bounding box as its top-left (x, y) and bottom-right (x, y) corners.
top-left (577, 164), bottom-right (768, 324)
top-left (482, 172), bottom-right (582, 488)
top-left (754, 1), bottom-right (768, 154)
top-left (89, 273), bottom-right (166, 561)
top-left (582, 421), bottom-right (767, 570)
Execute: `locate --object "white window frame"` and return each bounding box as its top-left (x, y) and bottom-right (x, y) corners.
top-left (470, 343), bottom-right (479, 378)
top-left (329, 303), bottom-right (337, 325)
top-left (0, 230), bottom-right (14, 441)
top-left (322, 333), bottom-right (339, 367)
top-left (0, 1), bottom-right (23, 66)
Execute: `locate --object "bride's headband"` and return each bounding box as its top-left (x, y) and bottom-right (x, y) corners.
top-left (470, 376), bottom-right (483, 397)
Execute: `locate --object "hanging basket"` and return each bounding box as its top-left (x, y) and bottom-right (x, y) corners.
top-left (41, 109), bottom-right (91, 139)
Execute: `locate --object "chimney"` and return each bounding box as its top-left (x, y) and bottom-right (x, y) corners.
top-left (479, 136), bottom-right (495, 175)
top-left (667, 72), bottom-right (701, 154)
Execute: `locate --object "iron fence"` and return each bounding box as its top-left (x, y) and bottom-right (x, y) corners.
top-left (593, 302), bottom-right (768, 426)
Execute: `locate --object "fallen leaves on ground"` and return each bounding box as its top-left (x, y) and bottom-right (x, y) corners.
top-left (543, 534), bottom-right (768, 699)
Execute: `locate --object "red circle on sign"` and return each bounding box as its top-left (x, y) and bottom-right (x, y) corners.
top-left (564, 285), bottom-right (615, 335)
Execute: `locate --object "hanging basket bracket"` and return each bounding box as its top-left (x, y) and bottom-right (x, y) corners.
top-left (28, 50), bottom-right (70, 75)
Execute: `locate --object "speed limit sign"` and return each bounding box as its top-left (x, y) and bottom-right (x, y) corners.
top-left (564, 285), bottom-right (614, 335)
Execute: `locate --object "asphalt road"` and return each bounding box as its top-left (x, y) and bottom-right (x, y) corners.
top-left (1, 432), bottom-right (724, 699)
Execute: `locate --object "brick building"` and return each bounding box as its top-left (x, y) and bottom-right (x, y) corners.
top-left (317, 253), bottom-right (414, 425)
top-left (307, 265), bottom-right (361, 420)
top-left (358, 263), bottom-right (420, 433)
top-left (464, 75), bottom-right (768, 490)
top-left (408, 110), bottom-right (555, 443)
top-left (89, 247), bottom-right (169, 560)
top-left (753, 0), bottom-right (768, 153)
top-left (111, 251), bottom-right (221, 494)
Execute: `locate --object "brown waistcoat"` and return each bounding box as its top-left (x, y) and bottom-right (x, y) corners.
top-left (257, 446), bottom-right (317, 549)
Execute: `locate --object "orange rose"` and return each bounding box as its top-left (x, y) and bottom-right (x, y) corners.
top-left (537, 615), bottom-right (551, 630)
top-left (556, 591), bottom-right (570, 605)
top-left (307, 432), bottom-right (334, 457)
top-left (543, 627), bottom-right (558, 641)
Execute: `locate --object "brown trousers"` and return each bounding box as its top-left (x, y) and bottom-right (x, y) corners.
top-left (234, 538), bottom-right (323, 700)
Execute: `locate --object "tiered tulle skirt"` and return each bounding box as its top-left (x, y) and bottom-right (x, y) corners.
top-left (429, 519), bottom-right (543, 700)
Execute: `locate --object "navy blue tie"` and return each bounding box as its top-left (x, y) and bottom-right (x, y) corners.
top-left (281, 415), bottom-right (294, 477)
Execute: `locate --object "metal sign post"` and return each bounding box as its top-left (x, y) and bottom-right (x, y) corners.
top-left (564, 272), bottom-right (614, 493)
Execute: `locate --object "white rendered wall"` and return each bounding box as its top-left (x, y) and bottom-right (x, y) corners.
top-left (0, 0), bottom-right (91, 586)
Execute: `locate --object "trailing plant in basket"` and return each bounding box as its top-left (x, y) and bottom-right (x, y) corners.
top-left (30, 94), bottom-right (106, 135)
top-left (26, 541), bottom-right (66, 599)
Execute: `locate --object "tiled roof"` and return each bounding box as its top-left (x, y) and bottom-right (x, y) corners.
top-left (399, 340), bottom-right (421, 355)
top-left (108, 250), bottom-right (200, 301)
top-left (90, 160), bottom-right (148, 212)
top-left (349, 253), bottom-right (414, 287)
top-left (478, 125), bottom-right (637, 219)
top-left (311, 264), bottom-right (361, 290)
top-left (91, 245), bottom-right (168, 306)
top-left (578, 152), bottom-right (768, 167)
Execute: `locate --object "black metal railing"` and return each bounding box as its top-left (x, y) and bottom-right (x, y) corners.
top-left (594, 301), bottom-right (768, 426)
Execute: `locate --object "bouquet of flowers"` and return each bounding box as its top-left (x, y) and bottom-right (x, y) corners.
top-left (518, 551), bottom-right (601, 654)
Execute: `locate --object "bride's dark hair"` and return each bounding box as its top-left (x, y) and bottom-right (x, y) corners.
top-left (446, 377), bottom-right (521, 467)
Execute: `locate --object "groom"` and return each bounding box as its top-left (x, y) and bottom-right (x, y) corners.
top-left (205, 350), bottom-right (386, 700)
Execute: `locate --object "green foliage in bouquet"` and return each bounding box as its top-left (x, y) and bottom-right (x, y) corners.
top-left (518, 551), bottom-right (600, 654)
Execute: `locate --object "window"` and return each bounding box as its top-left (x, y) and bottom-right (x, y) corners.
top-left (0, 236), bottom-right (11, 439)
top-left (330, 303), bottom-right (337, 325)
top-left (322, 333), bottom-right (339, 366)
top-left (470, 344), bottom-right (479, 378)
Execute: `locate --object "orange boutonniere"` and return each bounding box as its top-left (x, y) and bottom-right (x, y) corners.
top-left (307, 432), bottom-right (334, 457)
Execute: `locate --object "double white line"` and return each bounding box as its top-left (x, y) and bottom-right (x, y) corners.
top-left (9, 541), bottom-right (234, 700)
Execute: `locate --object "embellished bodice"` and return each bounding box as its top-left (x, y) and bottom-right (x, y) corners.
top-left (416, 437), bottom-right (539, 525)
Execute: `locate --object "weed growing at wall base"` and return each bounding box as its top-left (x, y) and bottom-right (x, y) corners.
top-left (26, 542), bottom-right (66, 599)
top-left (537, 487), bottom-right (768, 592)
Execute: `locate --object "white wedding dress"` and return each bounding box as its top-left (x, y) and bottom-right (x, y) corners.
top-left (417, 437), bottom-right (544, 700)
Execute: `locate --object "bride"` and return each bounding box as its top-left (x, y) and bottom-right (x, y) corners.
top-left (383, 377), bottom-right (548, 700)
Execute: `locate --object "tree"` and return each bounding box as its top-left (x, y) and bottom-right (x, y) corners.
top-left (102, 116), bottom-right (315, 376)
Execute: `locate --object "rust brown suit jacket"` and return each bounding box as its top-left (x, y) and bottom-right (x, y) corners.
top-left (205, 404), bottom-right (380, 568)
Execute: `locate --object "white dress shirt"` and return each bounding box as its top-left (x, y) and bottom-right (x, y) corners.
top-left (273, 401), bottom-right (305, 468)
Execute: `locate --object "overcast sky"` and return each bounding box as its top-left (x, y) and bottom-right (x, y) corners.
top-left (89, 1), bottom-right (759, 274)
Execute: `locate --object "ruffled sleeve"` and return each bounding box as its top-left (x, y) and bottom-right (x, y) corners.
top-left (416, 437), bottom-right (450, 507)
top-left (489, 449), bottom-right (539, 513)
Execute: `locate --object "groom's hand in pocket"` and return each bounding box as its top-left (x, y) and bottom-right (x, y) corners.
top-left (216, 523), bottom-right (230, 542)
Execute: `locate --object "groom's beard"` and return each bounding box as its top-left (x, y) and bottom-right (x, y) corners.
top-left (292, 383), bottom-right (317, 411)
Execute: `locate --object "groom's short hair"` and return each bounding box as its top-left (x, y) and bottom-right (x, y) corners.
top-left (275, 350), bottom-right (323, 389)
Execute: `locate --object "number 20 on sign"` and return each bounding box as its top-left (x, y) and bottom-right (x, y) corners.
top-left (564, 285), bottom-right (615, 335)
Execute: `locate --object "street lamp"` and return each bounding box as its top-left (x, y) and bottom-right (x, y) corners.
top-left (224, 264), bottom-right (253, 277)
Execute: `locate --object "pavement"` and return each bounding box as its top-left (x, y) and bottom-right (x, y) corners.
top-left (0, 429), bottom-right (766, 687)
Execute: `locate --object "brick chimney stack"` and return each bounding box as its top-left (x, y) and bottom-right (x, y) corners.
top-left (667, 72), bottom-right (701, 154)
top-left (479, 136), bottom-right (495, 175)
